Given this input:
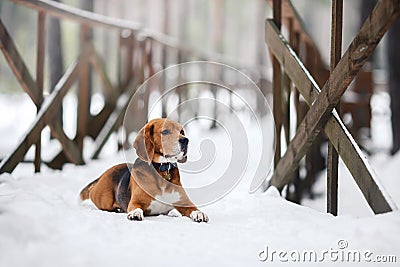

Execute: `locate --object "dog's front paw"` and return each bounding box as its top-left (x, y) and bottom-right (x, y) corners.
top-left (168, 208), bottom-right (182, 217)
top-left (127, 208), bottom-right (144, 221)
top-left (190, 210), bottom-right (209, 223)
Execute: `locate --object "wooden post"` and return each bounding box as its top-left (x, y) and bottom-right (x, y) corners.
top-left (265, 19), bottom-right (397, 213)
top-left (388, 18), bottom-right (400, 154)
top-left (119, 30), bottom-right (134, 92)
top-left (35, 11), bottom-right (46, 172)
top-left (77, 24), bottom-right (91, 153)
top-left (117, 30), bottom-right (124, 91)
top-left (161, 0), bottom-right (170, 118)
top-left (327, 0), bottom-right (342, 216)
top-left (283, 18), bottom-right (293, 148)
top-left (47, 0), bottom-right (64, 130)
top-left (283, 18), bottom-right (293, 201)
top-left (0, 61), bottom-right (81, 174)
top-left (142, 39), bottom-right (150, 124)
top-left (0, 18), bottom-right (43, 105)
top-left (177, 50), bottom-right (183, 122)
top-left (161, 43), bottom-right (168, 118)
top-left (126, 33), bottom-right (134, 90)
top-left (287, 24), bottom-right (303, 203)
top-left (267, 0), bottom-right (400, 213)
top-left (272, 0), bottom-right (282, 168)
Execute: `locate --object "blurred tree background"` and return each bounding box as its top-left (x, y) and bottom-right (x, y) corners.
top-left (0, 0), bottom-right (398, 152)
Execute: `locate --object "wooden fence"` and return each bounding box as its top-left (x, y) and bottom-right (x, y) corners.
top-left (0, 0), bottom-right (267, 174)
top-left (1, 0), bottom-right (398, 216)
top-left (266, 0), bottom-right (399, 214)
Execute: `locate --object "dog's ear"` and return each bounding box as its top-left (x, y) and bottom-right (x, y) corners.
top-left (133, 123), bottom-right (154, 164)
top-left (177, 127), bottom-right (187, 163)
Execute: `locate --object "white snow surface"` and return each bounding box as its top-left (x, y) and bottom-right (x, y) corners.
top-left (0, 93), bottom-right (400, 266)
top-left (0, 154), bottom-right (399, 267)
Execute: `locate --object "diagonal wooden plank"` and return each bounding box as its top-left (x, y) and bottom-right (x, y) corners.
top-left (91, 38), bottom-right (150, 159)
top-left (48, 59), bottom-right (132, 168)
top-left (0, 18), bottom-right (43, 106)
top-left (265, 10), bottom-right (398, 213)
top-left (49, 120), bottom-right (84, 165)
top-left (90, 48), bottom-right (118, 103)
top-left (91, 76), bottom-right (140, 159)
top-left (48, 102), bottom-right (115, 169)
top-left (0, 60), bottom-right (79, 174)
top-left (269, 0), bottom-right (400, 188)
top-left (87, 104), bottom-right (114, 138)
top-left (267, 0), bottom-right (326, 71)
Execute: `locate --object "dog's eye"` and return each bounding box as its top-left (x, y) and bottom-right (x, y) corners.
top-left (161, 129), bottom-right (170, 135)
top-left (180, 129), bottom-right (185, 135)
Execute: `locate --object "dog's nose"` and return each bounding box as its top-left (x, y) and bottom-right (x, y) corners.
top-left (179, 137), bottom-right (189, 146)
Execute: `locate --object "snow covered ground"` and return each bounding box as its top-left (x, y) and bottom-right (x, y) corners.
top-left (0, 92), bottom-right (400, 266)
top-left (302, 92), bottom-right (400, 217)
top-left (0, 156), bottom-right (399, 267)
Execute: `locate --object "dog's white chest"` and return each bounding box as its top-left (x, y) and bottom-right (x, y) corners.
top-left (146, 189), bottom-right (181, 215)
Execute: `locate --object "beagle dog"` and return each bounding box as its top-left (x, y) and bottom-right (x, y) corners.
top-left (80, 118), bottom-right (208, 223)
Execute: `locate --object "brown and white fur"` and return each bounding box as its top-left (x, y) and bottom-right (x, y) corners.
top-left (80, 118), bottom-right (208, 223)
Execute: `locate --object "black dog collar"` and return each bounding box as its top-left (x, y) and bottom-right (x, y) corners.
top-left (152, 162), bottom-right (178, 172)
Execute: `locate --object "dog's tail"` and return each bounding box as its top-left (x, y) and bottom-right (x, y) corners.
top-left (79, 178), bottom-right (99, 201)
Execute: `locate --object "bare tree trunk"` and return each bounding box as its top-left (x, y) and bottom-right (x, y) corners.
top-left (388, 18), bottom-right (400, 154)
top-left (47, 0), bottom-right (64, 127)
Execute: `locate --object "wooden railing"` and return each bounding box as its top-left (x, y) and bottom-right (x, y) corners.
top-left (266, 0), bottom-right (399, 214)
top-left (0, 0), bottom-right (267, 174)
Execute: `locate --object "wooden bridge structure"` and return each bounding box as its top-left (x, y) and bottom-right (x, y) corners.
top-left (267, 0), bottom-right (399, 215)
top-left (0, 0), bottom-right (266, 173)
top-left (0, 0), bottom-right (398, 216)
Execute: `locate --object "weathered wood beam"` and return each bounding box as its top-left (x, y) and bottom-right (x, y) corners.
top-left (327, 0), bottom-right (343, 216)
top-left (265, 3), bottom-right (398, 213)
top-left (89, 46), bottom-right (118, 103)
top-left (0, 18), bottom-right (43, 105)
top-left (10, 0), bottom-right (141, 32)
top-left (91, 77), bottom-right (140, 159)
top-left (266, 21), bottom-right (318, 103)
top-left (34, 11), bottom-right (46, 172)
top-left (46, 151), bottom-right (67, 170)
top-left (77, 24), bottom-right (91, 153)
top-left (49, 120), bottom-right (84, 165)
top-left (272, 0), bottom-right (282, 168)
top-left (91, 38), bottom-right (151, 158)
top-left (87, 104), bottom-right (114, 138)
top-left (9, 0), bottom-right (267, 80)
top-left (0, 60), bottom-right (79, 174)
top-left (267, 0), bottom-right (327, 70)
top-left (119, 30), bottom-right (135, 92)
top-left (269, 0), bottom-right (400, 188)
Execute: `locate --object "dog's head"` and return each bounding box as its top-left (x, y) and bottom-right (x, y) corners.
top-left (133, 118), bottom-right (188, 164)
